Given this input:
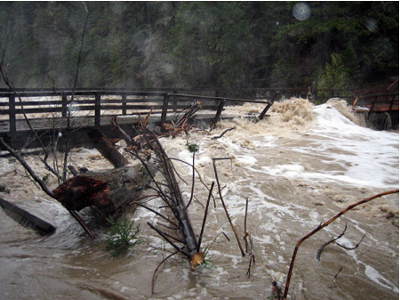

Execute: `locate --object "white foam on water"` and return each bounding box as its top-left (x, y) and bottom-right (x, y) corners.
top-left (364, 265), bottom-right (399, 293)
top-left (258, 102), bottom-right (399, 189)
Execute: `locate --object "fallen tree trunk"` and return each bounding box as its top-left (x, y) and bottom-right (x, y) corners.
top-left (130, 130), bottom-right (204, 270)
top-left (53, 164), bottom-right (152, 221)
top-left (88, 127), bottom-right (129, 168)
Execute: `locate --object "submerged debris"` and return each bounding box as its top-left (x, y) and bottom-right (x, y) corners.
top-left (0, 197), bottom-right (55, 235)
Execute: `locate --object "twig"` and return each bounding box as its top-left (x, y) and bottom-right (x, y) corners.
top-left (211, 127), bottom-right (236, 139)
top-left (272, 280), bottom-right (283, 300)
top-left (333, 267), bottom-right (343, 288)
top-left (316, 223), bottom-right (347, 261)
top-left (134, 202), bottom-right (179, 228)
top-left (186, 151), bottom-right (196, 209)
top-left (148, 222), bottom-right (189, 258)
top-left (246, 231), bottom-right (255, 278)
top-left (213, 158), bottom-right (245, 257)
top-left (283, 189), bottom-right (399, 299)
top-left (336, 234), bottom-right (366, 250)
top-left (244, 198), bottom-right (249, 253)
top-left (69, 209), bottom-right (96, 239)
top-left (222, 231), bottom-right (231, 242)
top-left (170, 157), bottom-right (217, 207)
top-left (152, 250), bottom-right (179, 295)
top-left (197, 181), bottom-right (215, 252)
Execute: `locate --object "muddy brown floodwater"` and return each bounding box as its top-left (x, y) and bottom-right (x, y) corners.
top-left (0, 98), bottom-right (398, 299)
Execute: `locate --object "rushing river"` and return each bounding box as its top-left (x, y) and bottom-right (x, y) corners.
top-left (0, 98), bottom-right (398, 300)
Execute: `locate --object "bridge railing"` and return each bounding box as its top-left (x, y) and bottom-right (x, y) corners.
top-left (0, 89), bottom-right (273, 138)
top-left (352, 92), bottom-right (399, 115)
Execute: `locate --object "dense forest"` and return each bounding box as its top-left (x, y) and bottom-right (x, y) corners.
top-left (0, 1), bottom-right (398, 95)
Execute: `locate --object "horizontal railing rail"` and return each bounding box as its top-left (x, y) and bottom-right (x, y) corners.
top-left (352, 92), bottom-right (399, 114)
top-left (0, 89), bottom-right (274, 147)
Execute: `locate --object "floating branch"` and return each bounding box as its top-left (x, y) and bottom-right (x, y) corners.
top-left (336, 234), bottom-right (366, 251)
top-left (211, 127), bottom-right (236, 139)
top-left (283, 189), bottom-right (399, 299)
top-left (333, 267), bottom-right (343, 288)
top-left (316, 224), bottom-right (347, 261)
top-left (317, 223), bottom-right (366, 261)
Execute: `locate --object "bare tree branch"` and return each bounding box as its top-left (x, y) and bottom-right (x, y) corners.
top-left (283, 189), bottom-right (399, 299)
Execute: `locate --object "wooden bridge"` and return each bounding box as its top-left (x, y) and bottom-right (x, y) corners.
top-left (352, 79), bottom-right (399, 129)
top-left (0, 84), bottom-right (397, 151)
top-left (0, 88), bottom-right (274, 151)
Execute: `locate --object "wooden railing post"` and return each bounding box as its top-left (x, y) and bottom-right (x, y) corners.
top-left (212, 99), bottom-right (225, 126)
top-left (122, 94), bottom-right (127, 115)
top-left (388, 94), bottom-right (396, 111)
top-left (9, 94), bottom-right (16, 146)
top-left (259, 101), bottom-right (273, 120)
top-left (161, 94), bottom-right (169, 124)
top-left (62, 94), bottom-right (67, 117)
top-left (368, 95), bottom-right (378, 116)
top-left (95, 93), bottom-right (101, 127)
top-left (259, 94), bottom-right (276, 120)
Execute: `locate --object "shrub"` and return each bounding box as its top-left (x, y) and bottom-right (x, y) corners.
top-left (105, 217), bottom-right (141, 257)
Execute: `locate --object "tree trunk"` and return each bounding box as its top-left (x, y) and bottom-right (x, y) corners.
top-left (52, 164), bottom-right (151, 220)
top-left (88, 127), bottom-right (129, 168)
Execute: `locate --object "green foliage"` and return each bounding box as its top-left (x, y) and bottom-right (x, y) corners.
top-left (316, 53), bottom-right (353, 102)
top-left (105, 217), bottom-right (141, 257)
top-left (186, 141), bottom-right (199, 153)
top-left (0, 2), bottom-right (397, 89)
top-left (201, 243), bottom-right (213, 269)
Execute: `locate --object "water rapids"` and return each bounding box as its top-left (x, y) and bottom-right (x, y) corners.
top-left (0, 98), bottom-right (398, 300)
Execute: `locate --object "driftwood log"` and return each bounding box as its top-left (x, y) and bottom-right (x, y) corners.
top-left (53, 127), bottom-right (154, 222)
top-left (52, 164), bottom-right (152, 221)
